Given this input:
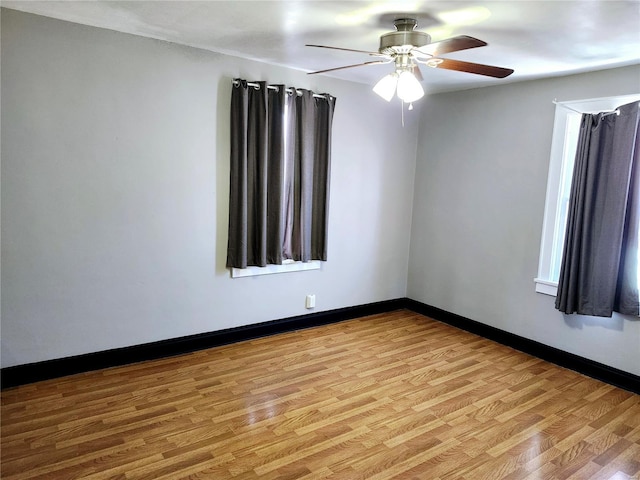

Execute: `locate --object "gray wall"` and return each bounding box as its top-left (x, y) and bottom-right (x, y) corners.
top-left (1, 9), bottom-right (418, 367)
top-left (3, 8), bottom-right (639, 377)
top-left (408, 65), bottom-right (640, 375)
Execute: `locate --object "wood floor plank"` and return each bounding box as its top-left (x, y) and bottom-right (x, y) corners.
top-left (2, 310), bottom-right (639, 479)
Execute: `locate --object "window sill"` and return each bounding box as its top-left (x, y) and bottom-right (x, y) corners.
top-left (534, 278), bottom-right (558, 297)
top-left (231, 260), bottom-right (321, 278)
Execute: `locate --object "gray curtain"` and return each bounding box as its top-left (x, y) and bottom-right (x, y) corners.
top-left (290, 90), bottom-right (336, 262)
top-left (555, 101), bottom-right (640, 317)
top-left (266, 84), bottom-right (288, 265)
top-left (311, 92), bottom-right (335, 260)
top-left (227, 80), bottom-right (335, 269)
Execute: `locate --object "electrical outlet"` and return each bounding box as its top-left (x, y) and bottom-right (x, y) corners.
top-left (305, 294), bottom-right (316, 309)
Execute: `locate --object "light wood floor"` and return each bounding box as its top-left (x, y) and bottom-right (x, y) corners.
top-left (2, 310), bottom-right (639, 479)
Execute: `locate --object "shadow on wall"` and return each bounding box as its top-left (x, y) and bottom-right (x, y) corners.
top-left (216, 76), bottom-right (233, 275)
top-left (562, 313), bottom-right (637, 332)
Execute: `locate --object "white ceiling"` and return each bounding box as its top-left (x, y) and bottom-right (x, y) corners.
top-left (3, 1), bottom-right (640, 93)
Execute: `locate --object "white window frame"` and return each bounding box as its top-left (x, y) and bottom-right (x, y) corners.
top-left (231, 260), bottom-right (321, 278)
top-left (535, 93), bottom-right (640, 296)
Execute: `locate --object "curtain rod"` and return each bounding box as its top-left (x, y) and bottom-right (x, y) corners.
top-left (232, 80), bottom-right (329, 99)
top-left (552, 99), bottom-right (620, 116)
top-left (552, 98), bottom-right (640, 116)
top-left (554, 93), bottom-right (640, 105)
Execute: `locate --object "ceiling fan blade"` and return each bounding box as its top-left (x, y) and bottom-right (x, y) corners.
top-left (413, 35), bottom-right (487, 57)
top-left (307, 60), bottom-right (391, 75)
top-left (428, 58), bottom-right (514, 78)
top-left (305, 44), bottom-right (386, 57)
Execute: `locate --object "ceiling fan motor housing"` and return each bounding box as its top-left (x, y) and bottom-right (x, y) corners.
top-left (379, 18), bottom-right (431, 54)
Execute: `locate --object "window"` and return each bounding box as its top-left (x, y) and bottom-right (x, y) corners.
top-left (230, 94), bottom-right (322, 278)
top-left (226, 80), bottom-right (336, 277)
top-left (535, 93), bottom-right (640, 296)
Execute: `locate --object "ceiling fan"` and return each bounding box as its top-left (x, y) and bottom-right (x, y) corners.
top-left (306, 17), bottom-right (514, 104)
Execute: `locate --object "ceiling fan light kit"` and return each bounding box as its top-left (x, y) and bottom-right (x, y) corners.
top-left (372, 72), bottom-right (398, 101)
top-left (306, 16), bottom-right (514, 107)
top-left (373, 69), bottom-right (425, 104)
